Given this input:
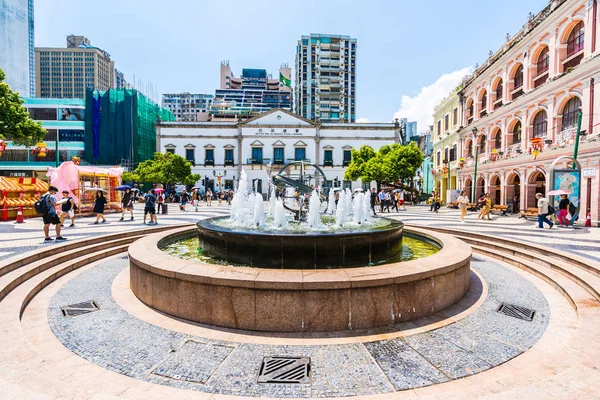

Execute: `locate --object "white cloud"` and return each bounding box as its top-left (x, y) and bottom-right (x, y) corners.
top-left (356, 117), bottom-right (370, 123)
top-left (393, 66), bottom-right (473, 133)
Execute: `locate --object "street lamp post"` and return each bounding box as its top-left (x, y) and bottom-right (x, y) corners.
top-left (472, 127), bottom-right (479, 201)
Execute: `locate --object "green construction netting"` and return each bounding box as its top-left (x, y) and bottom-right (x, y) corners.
top-left (84, 88), bottom-right (174, 167)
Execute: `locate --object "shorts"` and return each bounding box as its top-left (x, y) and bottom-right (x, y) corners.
top-left (43, 213), bottom-right (61, 225)
top-left (399, 200), bottom-right (405, 205)
top-left (144, 207), bottom-right (155, 215)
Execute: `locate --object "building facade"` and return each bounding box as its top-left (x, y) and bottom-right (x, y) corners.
top-left (400, 118), bottom-right (418, 143)
top-left (157, 109), bottom-right (400, 193)
top-left (0, 97), bottom-right (85, 178)
top-left (115, 69), bottom-right (128, 89)
top-left (36, 35), bottom-right (115, 98)
top-left (209, 62), bottom-right (292, 122)
top-left (295, 34), bottom-right (357, 123)
top-left (432, 89), bottom-right (462, 202)
top-left (453, 0), bottom-right (600, 224)
top-left (0, 0), bottom-right (34, 96)
top-left (162, 93), bottom-right (214, 122)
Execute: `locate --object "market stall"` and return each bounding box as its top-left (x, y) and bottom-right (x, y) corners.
top-left (0, 177), bottom-right (49, 221)
top-left (47, 162), bottom-right (123, 215)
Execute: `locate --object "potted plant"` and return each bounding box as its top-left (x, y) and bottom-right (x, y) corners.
top-left (458, 157), bottom-right (465, 167)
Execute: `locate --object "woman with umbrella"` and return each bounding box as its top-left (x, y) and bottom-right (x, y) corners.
top-left (92, 190), bottom-right (107, 224)
top-left (119, 187), bottom-right (135, 221)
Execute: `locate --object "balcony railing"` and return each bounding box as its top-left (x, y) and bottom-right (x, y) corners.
top-left (323, 160), bottom-right (333, 167)
top-left (204, 160), bottom-right (214, 166)
top-left (247, 158), bottom-right (271, 165)
top-left (273, 158), bottom-right (285, 165)
top-left (224, 160), bottom-right (234, 166)
top-left (343, 160), bottom-right (351, 167)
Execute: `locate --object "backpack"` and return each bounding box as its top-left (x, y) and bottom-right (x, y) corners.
top-left (34, 194), bottom-right (50, 215)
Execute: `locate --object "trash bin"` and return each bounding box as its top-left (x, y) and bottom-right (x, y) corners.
top-left (160, 203), bottom-right (168, 214)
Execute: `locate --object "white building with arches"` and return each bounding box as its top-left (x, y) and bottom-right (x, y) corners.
top-left (436, 0), bottom-right (600, 223)
top-left (156, 108), bottom-right (401, 194)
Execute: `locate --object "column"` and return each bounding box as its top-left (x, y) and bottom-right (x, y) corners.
top-left (593, 74), bottom-right (600, 135)
top-left (519, 167), bottom-right (527, 211)
top-left (582, 78), bottom-right (593, 137)
top-left (237, 128), bottom-right (243, 179)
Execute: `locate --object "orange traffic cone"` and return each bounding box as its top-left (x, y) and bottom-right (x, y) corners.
top-left (16, 206), bottom-right (24, 223)
top-left (585, 212), bottom-right (592, 227)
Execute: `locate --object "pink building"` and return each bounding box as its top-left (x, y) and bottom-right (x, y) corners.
top-left (455, 0), bottom-right (600, 225)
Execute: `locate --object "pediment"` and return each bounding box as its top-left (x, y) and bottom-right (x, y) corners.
top-left (294, 140), bottom-right (308, 147)
top-left (342, 145), bottom-right (353, 150)
top-left (322, 145), bottom-right (334, 150)
top-left (250, 140), bottom-right (264, 147)
top-left (272, 140), bottom-right (286, 147)
top-left (164, 143), bottom-right (176, 148)
top-left (184, 143), bottom-right (196, 148)
top-left (243, 108), bottom-right (315, 126)
top-left (223, 144), bottom-right (235, 149)
top-left (203, 144), bottom-right (215, 149)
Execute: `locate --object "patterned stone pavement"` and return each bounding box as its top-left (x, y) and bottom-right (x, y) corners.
top-left (48, 255), bottom-right (550, 398)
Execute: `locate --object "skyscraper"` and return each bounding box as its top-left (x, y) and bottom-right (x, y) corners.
top-left (209, 61), bottom-right (292, 121)
top-left (295, 34), bottom-right (357, 123)
top-left (0, 0), bottom-right (35, 96)
top-left (35, 35), bottom-right (115, 98)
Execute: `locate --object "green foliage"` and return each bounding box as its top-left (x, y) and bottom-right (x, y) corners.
top-left (344, 142), bottom-right (424, 185)
top-left (0, 68), bottom-right (46, 146)
top-left (123, 152), bottom-right (200, 185)
top-left (344, 145), bottom-right (376, 181)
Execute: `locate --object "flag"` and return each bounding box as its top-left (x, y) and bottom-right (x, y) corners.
top-left (279, 72), bottom-right (291, 88)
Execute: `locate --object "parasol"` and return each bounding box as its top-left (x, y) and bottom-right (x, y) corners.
top-left (153, 188), bottom-right (166, 193)
top-left (115, 185), bottom-right (132, 191)
top-left (85, 188), bottom-right (108, 193)
top-left (546, 189), bottom-right (572, 196)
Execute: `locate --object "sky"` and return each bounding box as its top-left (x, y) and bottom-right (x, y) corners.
top-left (35, 0), bottom-right (548, 131)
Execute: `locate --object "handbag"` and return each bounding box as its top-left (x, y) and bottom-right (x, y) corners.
top-left (547, 205), bottom-right (556, 215)
top-left (566, 212), bottom-right (573, 221)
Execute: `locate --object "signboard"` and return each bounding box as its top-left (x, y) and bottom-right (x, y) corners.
top-left (552, 169), bottom-right (580, 209)
top-left (582, 168), bottom-right (596, 177)
top-left (254, 128), bottom-right (304, 136)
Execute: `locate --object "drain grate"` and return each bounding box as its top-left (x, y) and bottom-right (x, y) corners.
top-left (257, 357), bottom-right (311, 384)
top-left (497, 303), bottom-right (535, 321)
top-left (61, 300), bottom-right (100, 317)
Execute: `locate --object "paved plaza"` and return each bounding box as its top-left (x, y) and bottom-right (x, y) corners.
top-left (0, 203), bottom-right (599, 399)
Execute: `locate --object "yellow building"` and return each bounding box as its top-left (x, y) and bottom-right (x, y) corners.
top-left (432, 88), bottom-right (462, 203)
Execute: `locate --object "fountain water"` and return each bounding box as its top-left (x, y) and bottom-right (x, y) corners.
top-left (352, 192), bottom-right (364, 224)
top-left (254, 192), bottom-right (265, 226)
top-left (335, 189), bottom-right (347, 227)
top-left (268, 185), bottom-right (277, 215)
top-left (362, 190), bottom-right (373, 223)
top-left (307, 190), bottom-right (322, 229)
top-left (327, 188), bottom-right (337, 215)
top-left (273, 199), bottom-right (288, 228)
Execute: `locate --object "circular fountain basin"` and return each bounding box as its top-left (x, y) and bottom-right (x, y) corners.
top-left (129, 224), bottom-right (472, 333)
top-left (197, 217), bottom-right (405, 269)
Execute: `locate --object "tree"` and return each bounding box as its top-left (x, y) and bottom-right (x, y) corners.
top-left (343, 142), bottom-right (424, 187)
top-left (344, 145), bottom-right (376, 181)
top-left (122, 152), bottom-right (200, 186)
top-left (0, 68), bottom-right (46, 146)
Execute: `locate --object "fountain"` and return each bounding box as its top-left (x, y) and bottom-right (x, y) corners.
top-left (129, 164), bottom-right (472, 332)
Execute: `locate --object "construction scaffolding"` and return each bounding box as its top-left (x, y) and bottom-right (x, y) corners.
top-left (84, 88), bottom-right (174, 169)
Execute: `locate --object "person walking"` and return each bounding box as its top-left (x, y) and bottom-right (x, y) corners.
top-left (429, 192), bottom-right (436, 212)
top-left (144, 189), bottom-right (158, 224)
top-left (457, 190), bottom-right (469, 223)
top-left (383, 191), bottom-right (391, 212)
top-left (93, 191), bottom-right (107, 224)
top-left (535, 193), bottom-right (554, 229)
top-left (556, 194), bottom-right (570, 227)
top-left (192, 189), bottom-right (200, 211)
top-left (370, 188), bottom-right (378, 216)
top-left (218, 191), bottom-right (223, 206)
top-left (180, 189), bottom-right (189, 211)
top-left (378, 189), bottom-right (386, 213)
top-left (433, 192), bottom-right (441, 213)
top-left (390, 192), bottom-right (399, 212)
top-left (399, 190), bottom-right (406, 211)
top-left (59, 190), bottom-right (76, 227)
top-left (157, 191), bottom-right (165, 214)
top-left (119, 188), bottom-right (134, 221)
top-left (206, 189), bottom-right (213, 206)
top-left (478, 193), bottom-right (492, 220)
top-left (42, 186), bottom-right (66, 242)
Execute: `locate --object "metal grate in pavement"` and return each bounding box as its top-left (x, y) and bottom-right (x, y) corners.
top-left (497, 303), bottom-right (535, 321)
top-left (257, 356), bottom-right (311, 384)
top-left (61, 300), bottom-right (99, 317)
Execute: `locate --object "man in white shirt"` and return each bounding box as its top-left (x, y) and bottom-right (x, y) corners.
top-left (536, 193), bottom-right (554, 229)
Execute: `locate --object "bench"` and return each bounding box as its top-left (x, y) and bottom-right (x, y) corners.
top-left (519, 207), bottom-right (539, 219)
top-left (491, 205), bottom-right (509, 215)
top-left (446, 202), bottom-right (459, 209)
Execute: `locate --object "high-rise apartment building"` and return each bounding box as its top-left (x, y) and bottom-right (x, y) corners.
top-left (35, 35), bottom-right (115, 98)
top-left (0, 0), bottom-right (35, 96)
top-left (400, 118), bottom-right (418, 143)
top-left (162, 93), bottom-right (214, 121)
top-left (114, 69), bottom-right (128, 89)
top-left (210, 62), bottom-right (292, 121)
top-left (295, 34), bottom-right (357, 123)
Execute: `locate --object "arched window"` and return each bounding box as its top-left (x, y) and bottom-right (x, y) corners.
top-left (479, 90), bottom-right (487, 117)
top-left (467, 99), bottom-right (474, 123)
top-left (494, 130), bottom-right (502, 149)
top-left (532, 111), bottom-right (547, 138)
top-left (561, 97), bottom-right (582, 130)
top-left (567, 22), bottom-right (585, 58)
top-left (511, 121), bottom-right (522, 144)
top-left (466, 140), bottom-right (473, 157)
top-left (512, 65), bottom-right (524, 100)
top-left (537, 47), bottom-right (549, 76)
top-left (478, 135), bottom-right (487, 154)
top-left (494, 80), bottom-right (503, 109)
